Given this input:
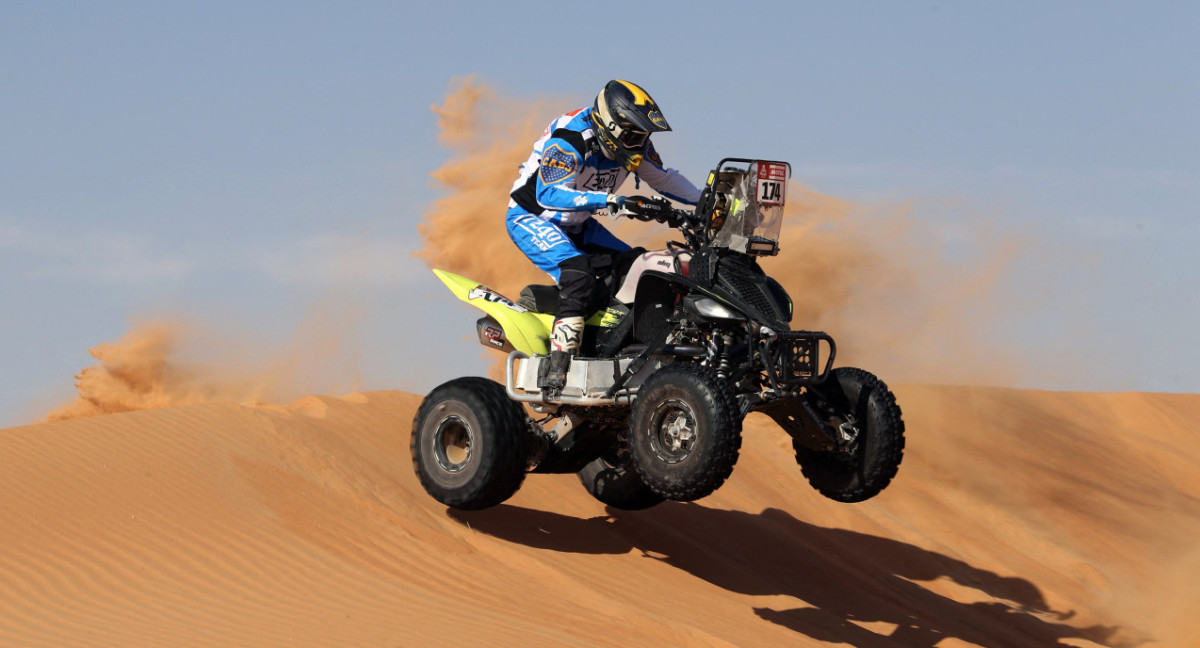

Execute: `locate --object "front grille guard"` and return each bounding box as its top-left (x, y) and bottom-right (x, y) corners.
top-left (758, 330), bottom-right (837, 388)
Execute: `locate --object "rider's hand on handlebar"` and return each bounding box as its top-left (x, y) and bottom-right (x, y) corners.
top-left (606, 194), bottom-right (626, 216)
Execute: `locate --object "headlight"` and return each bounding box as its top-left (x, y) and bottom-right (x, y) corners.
top-left (692, 297), bottom-right (744, 320)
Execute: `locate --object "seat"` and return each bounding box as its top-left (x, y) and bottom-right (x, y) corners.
top-left (517, 284), bottom-right (560, 314)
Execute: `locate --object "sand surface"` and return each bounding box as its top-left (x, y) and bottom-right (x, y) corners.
top-left (2, 384), bottom-right (1198, 647)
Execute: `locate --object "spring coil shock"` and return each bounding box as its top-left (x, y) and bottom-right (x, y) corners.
top-left (714, 333), bottom-right (733, 380)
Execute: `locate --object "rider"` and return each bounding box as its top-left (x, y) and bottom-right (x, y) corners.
top-left (505, 79), bottom-right (703, 392)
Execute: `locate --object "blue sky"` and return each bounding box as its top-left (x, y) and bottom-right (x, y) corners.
top-left (2, 2), bottom-right (1198, 426)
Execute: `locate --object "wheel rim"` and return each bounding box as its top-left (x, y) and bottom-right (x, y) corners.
top-left (648, 398), bottom-right (698, 463)
top-left (432, 414), bottom-right (473, 473)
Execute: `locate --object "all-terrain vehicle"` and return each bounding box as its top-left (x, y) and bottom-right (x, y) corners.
top-left (412, 159), bottom-right (904, 511)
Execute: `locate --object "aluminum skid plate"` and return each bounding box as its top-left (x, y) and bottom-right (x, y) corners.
top-left (507, 353), bottom-right (663, 405)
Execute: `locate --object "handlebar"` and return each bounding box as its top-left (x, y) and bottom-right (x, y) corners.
top-left (612, 194), bottom-right (708, 251)
top-left (615, 199), bottom-right (706, 251)
top-left (615, 206), bottom-right (696, 223)
top-left (616, 195), bottom-right (698, 226)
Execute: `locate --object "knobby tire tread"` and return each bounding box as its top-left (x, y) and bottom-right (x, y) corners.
top-left (631, 363), bottom-right (743, 502)
top-left (794, 367), bottom-right (905, 503)
top-left (410, 376), bottom-right (528, 510)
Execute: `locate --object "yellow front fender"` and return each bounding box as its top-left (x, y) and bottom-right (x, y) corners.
top-left (432, 269), bottom-right (553, 355)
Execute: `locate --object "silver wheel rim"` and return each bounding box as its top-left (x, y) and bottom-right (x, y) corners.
top-left (433, 414), bottom-right (473, 473)
top-left (649, 398), bottom-right (697, 463)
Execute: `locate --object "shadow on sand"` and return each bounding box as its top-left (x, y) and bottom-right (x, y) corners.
top-left (450, 502), bottom-right (1141, 648)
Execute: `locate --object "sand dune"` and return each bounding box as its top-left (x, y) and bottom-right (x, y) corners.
top-left (2, 383), bottom-right (1198, 647)
top-left (11, 79), bottom-right (1190, 647)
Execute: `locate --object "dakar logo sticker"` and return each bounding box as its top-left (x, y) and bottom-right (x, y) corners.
top-left (539, 144), bottom-right (578, 185)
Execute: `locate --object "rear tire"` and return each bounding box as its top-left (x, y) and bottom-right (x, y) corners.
top-left (411, 377), bottom-right (528, 510)
top-left (628, 364), bottom-right (742, 501)
top-left (577, 448), bottom-right (664, 510)
top-left (794, 367), bottom-right (904, 502)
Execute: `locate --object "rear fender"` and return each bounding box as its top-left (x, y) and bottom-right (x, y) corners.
top-left (433, 269), bottom-right (553, 355)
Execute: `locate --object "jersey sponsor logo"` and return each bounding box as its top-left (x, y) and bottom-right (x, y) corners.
top-left (514, 216), bottom-right (570, 252)
top-left (539, 143), bottom-right (578, 185)
top-left (581, 168), bottom-right (620, 192)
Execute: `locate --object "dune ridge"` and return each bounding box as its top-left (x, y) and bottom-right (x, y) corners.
top-left (2, 384), bottom-right (1197, 647)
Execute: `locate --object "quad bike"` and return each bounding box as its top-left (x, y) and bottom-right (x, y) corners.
top-left (411, 158), bottom-right (904, 511)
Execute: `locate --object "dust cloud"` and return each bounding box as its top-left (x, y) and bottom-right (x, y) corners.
top-left (415, 76), bottom-right (568, 296)
top-left (766, 187), bottom-right (1025, 386)
top-left (417, 78), bottom-right (1026, 387)
top-left (48, 78), bottom-right (1024, 422)
top-left (46, 316), bottom-right (363, 422)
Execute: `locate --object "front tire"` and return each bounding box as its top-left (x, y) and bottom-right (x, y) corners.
top-left (794, 367), bottom-right (904, 502)
top-left (410, 377), bottom-right (528, 510)
top-left (628, 364), bottom-right (742, 501)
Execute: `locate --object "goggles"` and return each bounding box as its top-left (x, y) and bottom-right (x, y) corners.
top-left (616, 128), bottom-right (649, 149)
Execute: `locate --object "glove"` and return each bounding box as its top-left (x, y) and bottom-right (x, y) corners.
top-left (606, 194), bottom-right (626, 216)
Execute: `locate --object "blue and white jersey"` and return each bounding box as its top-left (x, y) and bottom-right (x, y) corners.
top-left (508, 107), bottom-right (702, 231)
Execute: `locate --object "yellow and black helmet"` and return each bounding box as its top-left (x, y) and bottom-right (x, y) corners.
top-left (589, 79), bottom-right (671, 171)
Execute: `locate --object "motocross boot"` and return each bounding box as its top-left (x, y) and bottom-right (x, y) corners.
top-left (538, 316), bottom-right (583, 396)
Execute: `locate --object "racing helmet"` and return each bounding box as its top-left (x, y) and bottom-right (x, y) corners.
top-left (589, 80), bottom-right (671, 171)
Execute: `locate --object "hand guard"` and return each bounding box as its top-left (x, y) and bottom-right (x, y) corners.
top-left (625, 195), bottom-right (676, 225)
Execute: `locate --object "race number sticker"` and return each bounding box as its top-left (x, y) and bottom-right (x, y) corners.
top-left (756, 162), bottom-right (788, 206)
